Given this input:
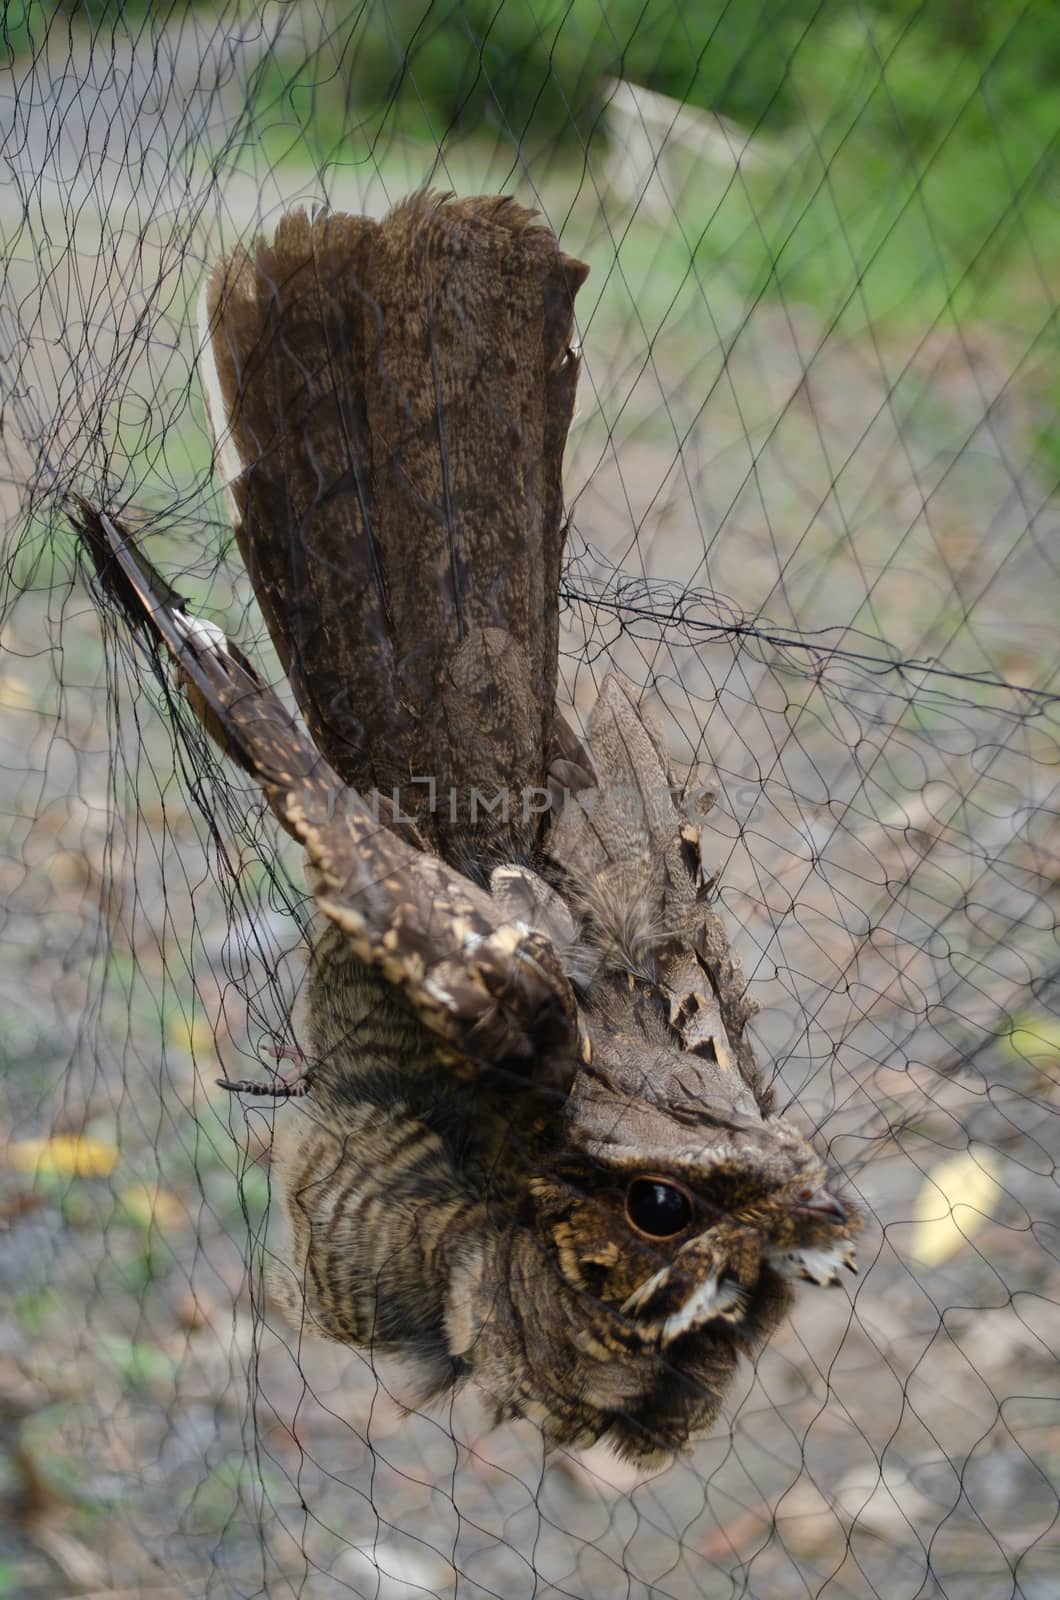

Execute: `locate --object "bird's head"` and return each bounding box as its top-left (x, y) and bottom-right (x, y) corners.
top-left (525, 1045), bottom-right (860, 1351)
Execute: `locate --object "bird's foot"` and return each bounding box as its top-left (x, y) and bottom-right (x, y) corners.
top-left (217, 1040), bottom-right (313, 1098)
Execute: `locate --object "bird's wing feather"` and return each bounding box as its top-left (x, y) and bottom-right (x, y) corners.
top-left (68, 497), bottom-right (580, 1086)
top-left (549, 674), bottom-right (767, 1107)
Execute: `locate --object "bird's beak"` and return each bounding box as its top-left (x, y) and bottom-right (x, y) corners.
top-left (797, 1187), bottom-right (848, 1224)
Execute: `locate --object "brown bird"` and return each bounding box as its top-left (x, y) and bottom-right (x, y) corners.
top-left (69, 192), bottom-right (859, 1462)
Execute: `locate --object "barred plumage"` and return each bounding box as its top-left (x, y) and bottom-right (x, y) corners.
top-left (70, 190), bottom-right (859, 1461)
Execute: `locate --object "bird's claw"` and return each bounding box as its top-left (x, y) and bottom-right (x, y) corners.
top-left (217, 1040), bottom-right (313, 1098)
top-left (217, 1072), bottom-right (313, 1098)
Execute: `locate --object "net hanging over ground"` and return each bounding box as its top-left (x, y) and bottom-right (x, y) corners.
top-left (0, 3), bottom-right (1057, 1598)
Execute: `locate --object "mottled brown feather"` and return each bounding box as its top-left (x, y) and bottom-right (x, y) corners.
top-left (68, 193), bottom-right (859, 1464)
top-left (204, 192), bottom-right (588, 856)
top-left (67, 499), bottom-right (579, 1085)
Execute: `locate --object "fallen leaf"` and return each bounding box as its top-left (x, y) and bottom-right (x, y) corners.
top-left (833, 1461), bottom-right (932, 1539)
top-left (117, 1183), bottom-right (187, 1233)
top-left (337, 1542), bottom-right (454, 1600)
top-left (771, 1480), bottom-right (838, 1558)
top-left (0, 1192), bottom-right (45, 1225)
top-left (165, 1012), bottom-right (217, 1058)
top-left (99, 1334), bottom-right (177, 1390)
top-left (910, 1150), bottom-right (1002, 1267)
top-left (176, 1290), bottom-right (214, 1332)
top-left (7, 1136), bottom-right (118, 1180)
top-left (699, 1507), bottom-right (770, 1561)
top-left (1004, 1015), bottom-right (1060, 1066)
top-left (33, 1527), bottom-right (107, 1588)
top-left (0, 675), bottom-right (35, 712)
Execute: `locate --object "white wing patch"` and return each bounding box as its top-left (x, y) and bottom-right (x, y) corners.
top-left (196, 281), bottom-right (245, 533)
top-left (170, 607), bottom-right (233, 661)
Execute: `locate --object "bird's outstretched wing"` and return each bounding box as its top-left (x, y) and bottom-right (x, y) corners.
top-left (68, 496), bottom-right (581, 1089)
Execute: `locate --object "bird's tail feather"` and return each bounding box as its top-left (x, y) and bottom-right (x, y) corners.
top-left (200, 192), bottom-right (589, 859)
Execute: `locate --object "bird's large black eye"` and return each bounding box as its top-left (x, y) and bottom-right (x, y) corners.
top-left (625, 1178), bottom-right (693, 1238)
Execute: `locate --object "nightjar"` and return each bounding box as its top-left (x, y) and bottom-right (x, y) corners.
top-left (70, 191), bottom-right (859, 1462)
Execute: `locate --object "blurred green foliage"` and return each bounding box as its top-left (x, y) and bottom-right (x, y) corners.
top-left (9, 0), bottom-right (1057, 153)
top-left (249, 0), bottom-right (1060, 155)
top-left (245, 1), bottom-right (1058, 331)
top-left (4, 0), bottom-right (1056, 331)
top-left (2, 0), bottom-right (152, 56)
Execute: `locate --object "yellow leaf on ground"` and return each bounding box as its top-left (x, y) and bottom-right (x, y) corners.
top-left (118, 1183), bottom-right (187, 1233)
top-left (1004, 1015), bottom-right (1060, 1064)
top-left (165, 1011), bottom-right (217, 1058)
top-left (0, 674), bottom-right (34, 711)
top-left (911, 1150), bottom-right (1002, 1267)
top-left (8, 1134), bottom-right (118, 1179)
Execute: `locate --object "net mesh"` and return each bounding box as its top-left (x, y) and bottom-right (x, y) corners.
top-left (0, 3), bottom-right (1057, 1596)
